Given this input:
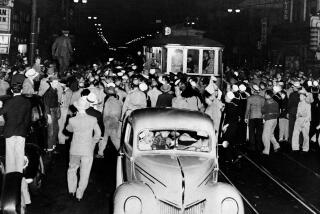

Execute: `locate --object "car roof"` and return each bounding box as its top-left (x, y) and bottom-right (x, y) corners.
top-left (128, 108), bottom-right (214, 132)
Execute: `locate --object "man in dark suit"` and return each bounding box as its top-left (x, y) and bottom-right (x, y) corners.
top-left (0, 83), bottom-right (32, 205)
top-left (52, 30), bottom-right (73, 76)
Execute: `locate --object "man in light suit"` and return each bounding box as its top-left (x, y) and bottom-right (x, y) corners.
top-left (66, 97), bottom-right (101, 201)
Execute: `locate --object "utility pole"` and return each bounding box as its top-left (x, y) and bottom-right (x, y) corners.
top-left (29, 0), bottom-right (37, 64)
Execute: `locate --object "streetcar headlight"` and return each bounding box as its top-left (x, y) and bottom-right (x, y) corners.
top-left (124, 196), bottom-right (142, 214)
top-left (221, 197), bottom-right (238, 214)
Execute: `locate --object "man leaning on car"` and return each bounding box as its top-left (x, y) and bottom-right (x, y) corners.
top-left (0, 83), bottom-right (32, 206)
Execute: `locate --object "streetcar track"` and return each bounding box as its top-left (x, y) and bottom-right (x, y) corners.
top-left (219, 170), bottom-right (260, 214)
top-left (281, 153), bottom-right (320, 179)
top-left (242, 153), bottom-right (320, 214)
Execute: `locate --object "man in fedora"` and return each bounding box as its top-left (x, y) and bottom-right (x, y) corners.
top-left (66, 97), bottom-right (101, 201)
top-left (156, 83), bottom-right (174, 108)
top-left (22, 68), bottom-right (39, 95)
top-left (52, 29), bottom-right (73, 77)
top-left (245, 84), bottom-right (265, 151)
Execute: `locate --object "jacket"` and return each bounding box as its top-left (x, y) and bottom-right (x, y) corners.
top-left (262, 98), bottom-right (279, 121)
top-left (121, 88), bottom-right (146, 119)
top-left (52, 35), bottom-right (73, 58)
top-left (296, 101), bottom-right (311, 122)
top-left (22, 78), bottom-right (34, 95)
top-left (103, 96), bottom-right (122, 130)
top-left (0, 79), bottom-right (9, 96)
top-left (0, 95), bottom-right (32, 138)
top-left (245, 94), bottom-right (265, 119)
top-left (288, 91), bottom-right (300, 115)
top-left (156, 92), bottom-right (174, 108)
top-left (66, 113), bottom-right (101, 156)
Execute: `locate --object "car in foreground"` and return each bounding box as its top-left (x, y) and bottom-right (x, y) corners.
top-left (114, 108), bottom-right (244, 214)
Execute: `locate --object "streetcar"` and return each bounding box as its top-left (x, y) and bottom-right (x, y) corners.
top-left (143, 25), bottom-right (224, 85)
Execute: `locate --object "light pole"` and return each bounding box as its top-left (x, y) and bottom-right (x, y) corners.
top-left (29, 0), bottom-right (37, 64)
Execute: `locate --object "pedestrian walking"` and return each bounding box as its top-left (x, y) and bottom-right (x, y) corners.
top-left (292, 89), bottom-right (311, 152)
top-left (261, 90), bottom-right (280, 155)
top-left (245, 84), bottom-right (265, 151)
top-left (66, 97), bottom-right (101, 201)
top-left (0, 83), bottom-right (32, 206)
top-left (97, 86), bottom-right (122, 156)
top-left (288, 82), bottom-right (301, 143)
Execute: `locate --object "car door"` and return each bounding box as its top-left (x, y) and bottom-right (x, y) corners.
top-left (28, 98), bottom-right (47, 150)
top-left (122, 122), bottom-right (134, 181)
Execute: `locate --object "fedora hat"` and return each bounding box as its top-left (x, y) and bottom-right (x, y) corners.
top-left (25, 68), bottom-right (39, 79)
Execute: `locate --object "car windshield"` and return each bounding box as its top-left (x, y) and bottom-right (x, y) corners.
top-left (138, 129), bottom-right (211, 152)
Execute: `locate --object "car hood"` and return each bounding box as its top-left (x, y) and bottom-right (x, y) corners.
top-left (134, 154), bottom-right (216, 206)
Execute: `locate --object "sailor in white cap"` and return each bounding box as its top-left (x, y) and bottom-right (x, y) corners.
top-left (221, 91), bottom-right (241, 163)
top-left (291, 88), bottom-right (311, 152)
top-left (245, 84), bottom-right (265, 151)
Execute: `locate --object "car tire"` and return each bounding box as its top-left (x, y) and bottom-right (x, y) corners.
top-left (29, 156), bottom-right (45, 195)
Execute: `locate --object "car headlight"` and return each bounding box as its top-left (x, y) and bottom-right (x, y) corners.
top-left (124, 196), bottom-right (142, 214)
top-left (221, 197), bottom-right (238, 214)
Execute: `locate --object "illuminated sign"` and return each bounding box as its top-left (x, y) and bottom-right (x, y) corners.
top-left (0, 7), bottom-right (10, 31)
top-left (0, 33), bottom-right (10, 54)
top-left (0, 0), bottom-right (13, 7)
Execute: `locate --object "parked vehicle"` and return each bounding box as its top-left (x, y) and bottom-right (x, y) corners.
top-left (0, 95), bottom-right (47, 214)
top-left (114, 108), bottom-right (244, 214)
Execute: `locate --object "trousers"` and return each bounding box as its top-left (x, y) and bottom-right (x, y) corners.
top-left (67, 155), bottom-right (93, 200)
top-left (47, 107), bottom-right (60, 150)
top-left (292, 118), bottom-right (310, 152)
top-left (248, 118), bottom-right (263, 151)
top-left (58, 107), bottom-right (69, 144)
top-left (5, 136), bottom-right (31, 205)
top-left (98, 127), bottom-right (120, 155)
top-left (288, 113), bottom-right (296, 143)
top-left (262, 119), bottom-right (280, 155)
top-left (57, 56), bottom-right (70, 76)
top-left (279, 118), bottom-right (289, 141)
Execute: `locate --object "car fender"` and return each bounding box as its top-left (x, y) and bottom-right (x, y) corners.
top-left (0, 172), bottom-right (23, 214)
top-left (203, 182), bottom-right (244, 214)
top-left (114, 181), bottom-right (158, 214)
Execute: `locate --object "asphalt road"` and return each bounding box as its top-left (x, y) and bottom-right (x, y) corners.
top-left (27, 141), bottom-right (320, 214)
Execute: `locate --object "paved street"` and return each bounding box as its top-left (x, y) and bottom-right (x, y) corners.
top-left (27, 141), bottom-right (320, 214)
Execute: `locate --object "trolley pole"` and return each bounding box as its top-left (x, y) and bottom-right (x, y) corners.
top-left (29, 0), bottom-right (37, 64)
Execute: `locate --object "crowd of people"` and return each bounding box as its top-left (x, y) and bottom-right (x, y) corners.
top-left (0, 52), bottom-right (320, 208)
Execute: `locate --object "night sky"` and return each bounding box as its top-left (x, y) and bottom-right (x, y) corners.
top-left (76, 0), bottom-right (216, 45)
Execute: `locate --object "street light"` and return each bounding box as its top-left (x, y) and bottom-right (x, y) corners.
top-left (93, 16), bottom-right (97, 20)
